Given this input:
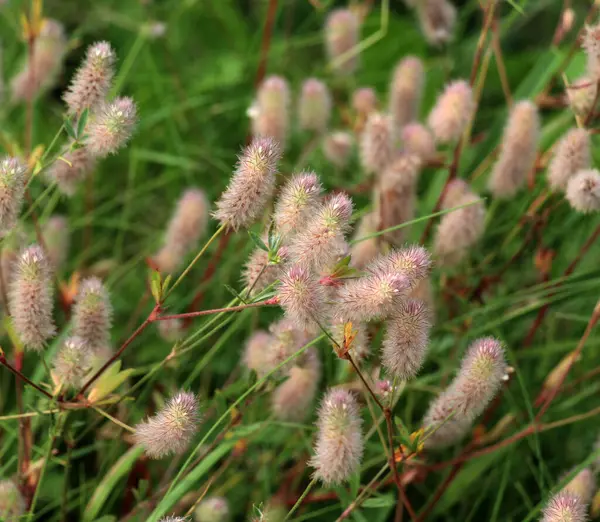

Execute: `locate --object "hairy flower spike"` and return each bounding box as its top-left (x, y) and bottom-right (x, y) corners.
top-left (64, 41), bottom-right (116, 114)
top-left (243, 330), bottom-right (274, 376)
top-left (416, 0), bottom-right (457, 46)
top-left (274, 172), bottom-right (323, 237)
top-left (567, 76), bottom-right (597, 117)
top-left (323, 131), bottom-right (354, 168)
top-left (427, 80), bottom-right (474, 144)
top-left (325, 9), bottom-right (360, 76)
top-left (298, 79), bottom-right (331, 133)
top-left (370, 245), bottom-right (432, 290)
top-left (0, 157), bottom-right (26, 236)
top-left (441, 178), bottom-right (473, 210)
top-left (195, 496), bottom-right (230, 522)
top-left (252, 75), bottom-right (290, 146)
top-left (352, 87), bottom-right (378, 117)
top-left (566, 169), bottom-right (600, 213)
top-left (278, 265), bottom-right (326, 331)
top-left (563, 468), bottom-right (596, 504)
top-left (310, 389), bottom-right (364, 485)
top-left (582, 23), bottom-right (600, 80)
top-left (547, 129), bottom-right (591, 192)
top-left (401, 123), bottom-right (436, 161)
top-left (154, 188), bottom-right (209, 273)
top-left (389, 57), bottom-right (424, 129)
top-left (214, 137), bottom-right (281, 230)
top-left (52, 336), bottom-right (90, 388)
top-left (10, 245), bottom-right (56, 350)
top-left (86, 97), bottom-right (137, 158)
top-left (47, 146), bottom-right (96, 196)
top-left (488, 100), bottom-right (540, 198)
top-left (72, 277), bottom-right (112, 355)
top-left (0, 479), bottom-right (25, 521)
top-left (134, 391), bottom-right (201, 459)
top-left (42, 216), bottom-right (69, 271)
top-left (360, 112), bottom-right (395, 176)
top-left (265, 319), bottom-right (313, 375)
top-left (541, 491), bottom-right (587, 522)
top-left (382, 299), bottom-right (431, 380)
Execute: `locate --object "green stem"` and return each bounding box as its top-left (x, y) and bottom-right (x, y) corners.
top-left (285, 477), bottom-right (318, 521)
top-left (93, 406), bottom-right (136, 433)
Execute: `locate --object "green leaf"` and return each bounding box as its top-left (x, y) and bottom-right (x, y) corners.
top-left (77, 108), bottom-right (89, 138)
top-left (87, 361), bottom-right (136, 403)
top-left (64, 118), bottom-right (77, 140)
top-left (362, 494), bottom-right (396, 508)
top-left (150, 270), bottom-right (162, 303)
top-left (248, 230), bottom-right (268, 252)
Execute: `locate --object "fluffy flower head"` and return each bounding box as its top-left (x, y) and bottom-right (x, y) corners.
top-left (427, 80), bottom-right (474, 144)
top-left (566, 169), bottom-right (600, 213)
top-left (87, 97), bottom-right (137, 157)
top-left (0, 157), bottom-right (26, 236)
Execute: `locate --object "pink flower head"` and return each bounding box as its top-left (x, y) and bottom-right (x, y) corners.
top-left (370, 245), bottom-right (432, 289)
top-left (274, 171), bottom-right (323, 237)
top-left (325, 9), bottom-right (360, 75)
top-left (47, 147), bottom-right (96, 197)
top-left (566, 169), bottom-right (600, 213)
top-left (548, 128), bottom-right (591, 192)
top-left (323, 131), bottom-right (354, 168)
top-left (541, 491), bottom-right (587, 522)
top-left (389, 57), bottom-right (424, 128)
top-left (427, 80), bottom-right (474, 144)
top-left (360, 112), bottom-right (395, 176)
top-left (401, 123), bottom-right (436, 161)
top-left (72, 277), bottom-right (112, 356)
top-left (0, 157), bottom-right (26, 236)
top-left (298, 78), bottom-right (331, 132)
top-left (417, 0), bottom-right (457, 46)
top-left (252, 75), bottom-right (290, 146)
top-left (87, 96), bottom-right (137, 157)
top-left (278, 265), bottom-right (326, 331)
top-left (352, 87), bottom-right (378, 116)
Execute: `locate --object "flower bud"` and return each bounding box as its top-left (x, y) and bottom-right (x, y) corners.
top-left (0, 479), bottom-right (25, 521)
top-left (325, 9), bottom-right (360, 76)
top-left (567, 77), bottom-right (597, 117)
top-left (10, 245), bottom-right (56, 350)
top-left (352, 87), bottom-right (378, 117)
top-left (416, 0), bottom-right (456, 46)
top-left (52, 336), bottom-right (90, 388)
top-left (0, 157), bottom-right (26, 237)
top-left (194, 496), bottom-right (230, 522)
top-left (382, 299), bottom-right (431, 380)
top-left (134, 391), bottom-right (201, 459)
top-left (298, 79), bottom-right (331, 133)
top-left (401, 123), bottom-right (436, 161)
top-left (547, 128), bottom-right (591, 192)
top-left (278, 265), bottom-right (326, 331)
top-left (389, 57), bottom-right (424, 128)
top-left (360, 112), bottom-right (395, 176)
top-left (214, 137), bottom-right (281, 230)
top-left (86, 96), bottom-right (137, 157)
top-left (541, 491), bottom-right (587, 522)
top-left (310, 389), bottom-right (363, 485)
top-left (566, 169), bottom-right (600, 213)
top-left (349, 211), bottom-right (379, 269)
top-left (42, 215), bottom-right (69, 271)
top-left (72, 277), bottom-right (112, 355)
top-left (154, 188), bottom-right (209, 273)
top-left (427, 80), bottom-right (474, 144)
top-left (64, 41), bottom-right (116, 114)
top-left (583, 23), bottom-right (600, 80)
top-left (488, 100), bottom-right (540, 198)
top-left (252, 76), bottom-right (290, 147)
top-left (47, 146), bottom-right (96, 196)
top-left (274, 172), bottom-right (323, 237)
top-left (370, 245), bottom-right (432, 290)
top-left (323, 131), bottom-right (354, 168)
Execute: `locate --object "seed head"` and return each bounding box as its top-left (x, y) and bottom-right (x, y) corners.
top-left (382, 299), bottom-right (431, 380)
top-left (401, 123), bottom-right (436, 161)
top-left (488, 100), bottom-right (540, 198)
top-left (325, 9), bottom-right (360, 76)
top-left (47, 146), bottom-right (96, 196)
top-left (547, 128), bottom-right (591, 192)
top-left (310, 388), bottom-right (364, 485)
top-left (0, 157), bottom-right (26, 237)
top-left (213, 137), bottom-right (281, 230)
top-left (134, 391), bottom-right (201, 459)
top-left (541, 491), bottom-right (587, 522)
top-left (64, 41), bottom-right (116, 114)
top-left (427, 80), bottom-right (474, 144)
top-left (360, 112), bottom-right (395, 176)
top-left (10, 245), bottom-right (56, 350)
top-left (562, 467), bottom-right (596, 504)
top-left (298, 79), bottom-right (331, 133)
top-left (274, 172), bottom-right (323, 237)
top-left (252, 75), bottom-right (290, 146)
top-left (278, 265), bottom-right (327, 331)
top-left (434, 192), bottom-right (485, 266)
top-left (389, 57), bottom-right (424, 128)
top-left (243, 330), bottom-right (274, 376)
top-left (86, 96), bottom-right (137, 157)
top-left (154, 188), bottom-right (209, 273)
top-left (349, 211), bottom-right (379, 269)
top-left (369, 245), bottom-right (432, 290)
top-left (157, 318), bottom-right (185, 343)
top-left (582, 23), bottom-right (600, 79)
top-left (52, 336), bottom-right (90, 388)
top-left (323, 131), bottom-right (354, 168)
top-left (352, 87), bottom-right (378, 117)
top-left (42, 216), bottom-right (69, 271)
top-left (0, 479), bottom-right (25, 521)
top-left (72, 277), bottom-right (112, 355)
top-left (416, 0), bottom-right (457, 46)
top-left (566, 169), bottom-right (600, 213)
top-left (567, 76), bottom-right (597, 117)
top-left (194, 496), bottom-right (230, 522)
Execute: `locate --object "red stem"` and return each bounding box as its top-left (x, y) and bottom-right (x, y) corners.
top-left (156, 298), bottom-right (278, 322)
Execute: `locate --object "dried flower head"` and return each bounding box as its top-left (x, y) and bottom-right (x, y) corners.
top-left (52, 336), bottom-right (90, 388)
top-left (86, 97), bottom-right (137, 157)
top-left (566, 169), bottom-right (600, 213)
top-left (251, 75), bottom-right (290, 146)
top-left (427, 80), bottom-right (474, 144)
top-left (214, 137), bottom-right (281, 230)
top-left (0, 479), bottom-right (25, 521)
top-left (416, 0), bottom-right (457, 46)
top-left (582, 23), bottom-right (600, 79)
top-left (310, 389), bottom-right (363, 485)
top-left (134, 391), bottom-right (201, 459)
top-left (382, 299), bottom-right (431, 380)
top-left (547, 128), bottom-right (591, 192)
top-left (401, 123), bottom-right (436, 161)
top-left (286, 192), bottom-right (353, 273)
top-left (434, 192), bottom-right (485, 266)
top-left (323, 131), bottom-right (354, 168)
top-left (360, 112), bottom-right (395, 176)
top-left (325, 9), bottom-right (360, 75)
top-left (541, 491), bottom-right (587, 522)
top-left (243, 330), bottom-right (274, 376)
top-left (567, 76), bottom-right (597, 117)
top-left (64, 41), bottom-right (116, 114)
top-left (298, 79), bottom-right (331, 133)
top-left (488, 100), bottom-right (540, 198)
top-left (72, 277), bottom-right (112, 355)
top-left (154, 188), bottom-right (209, 273)
top-left (47, 146), bottom-right (96, 196)
top-left (42, 215), bottom-right (69, 271)
top-left (389, 57), bottom-right (424, 128)
top-left (274, 172), bottom-right (323, 237)
top-left (10, 245), bottom-right (56, 350)
top-left (562, 467), bottom-right (596, 504)
top-left (349, 211), bottom-right (379, 269)
top-left (194, 496), bottom-right (230, 522)
top-left (278, 265), bottom-right (326, 331)
top-left (157, 318), bottom-right (185, 343)
top-left (370, 245), bottom-right (432, 290)
top-left (0, 157), bottom-right (26, 236)
top-left (352, 87), bottom-right (378, 117)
